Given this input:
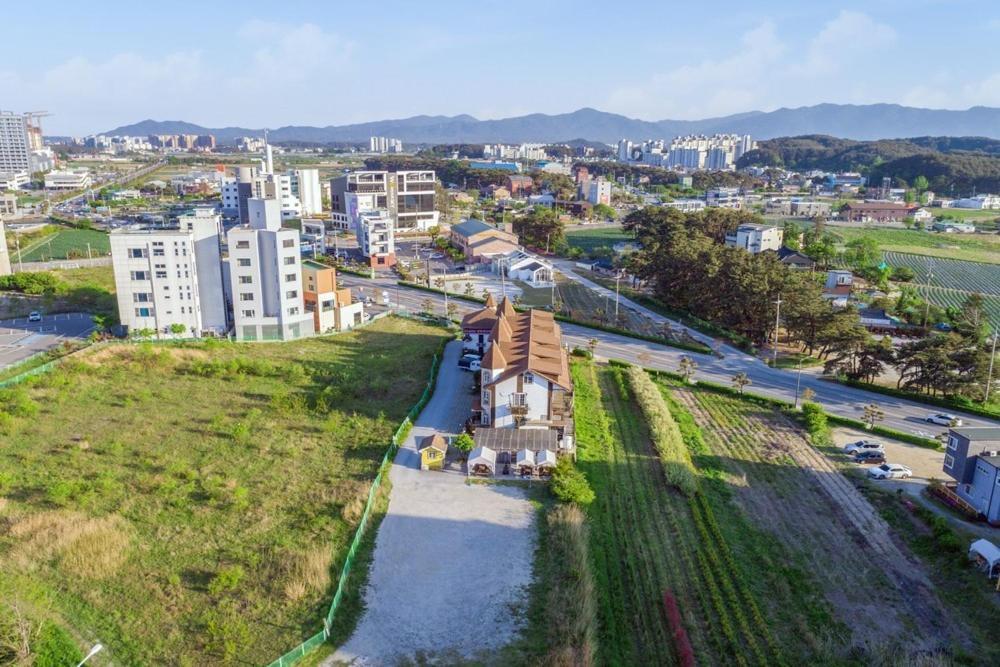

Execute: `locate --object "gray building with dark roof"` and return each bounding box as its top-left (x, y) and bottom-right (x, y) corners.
top-left (943, 427), bottom-right (1000, 522)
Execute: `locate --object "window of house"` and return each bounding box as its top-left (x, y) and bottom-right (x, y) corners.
top-left (242, 309), bottom-right (255, 317)
top-left (524, 373), bottom-right (533, 384)
top-left (127, 248), bottom-right (147, 258)
top-left (948, 436), bottom-right (958, 450)
top-left (286, 290), bottom-right (297, 299)
top-left (283, 256), bottom-right (296, 265)
top-left (133, 293), bottom-right (152, 303)
top-left (944, 454), bottom-right (955, 468)
top-left (482, 390), bottom-right (490, 405)
top-left (239, 276), bottom-right (253, 284)
top-left (155, 271), bottom-right (167, 278)
top-left (481, 412), bottom-right (490, 425)
top-left (511, 393), bottom-right (527, 407)
top-left (285, 273), bottom-right (297, 282)
top-left (240, 292), bottom-right (254, 301)
top-left (130, 271), bottom-right (149, 280)
top-left (153, 248), bottom-right (165, 256)
top-left (237, 258), bottom-right (251, 267)
top-left (282, 239), bottom-right (295, 248)
top-left (288, 306), bottom-right (300, 315)
top-left (135, 307), bottom-right (152, 317)
top-left (236, 240), bottom-right (250, 249)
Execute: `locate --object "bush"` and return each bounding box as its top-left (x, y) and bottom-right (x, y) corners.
top-left (625, 366), bottom-right (698, 496)
top-left (570, 347), bottom-right (593, 359)
top-left (551, 458), bottom-right (595, 506)
top-left (208, 565), bottom-right (245, 596)
top-left (801, 402), bottom-right (832, 446)
top-left (453, 433), bottom-right (474, 453)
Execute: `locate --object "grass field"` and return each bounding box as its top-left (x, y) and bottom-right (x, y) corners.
top-left (816, 225), bottom-right (1000, 264)
top-left (881, 251), bottom-right (1000, 328)
top-left (565, 226), bottom-right (631, 253)
top-left (16, 228), bottom-right (111, 262)
top-left (0, 317), bottom-right (449, 665)
top-left (926, 207), bottom-right (1000, 221)
top-left (573, 359), bottom-right (990, 664)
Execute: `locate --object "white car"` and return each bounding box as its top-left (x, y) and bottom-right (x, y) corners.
top-left (458, 355), bottom-right (481, 372)
top-left (868, 463), bottom-right (912, 480)
top-left (27, 311), bottom-right (42, 322)
top-left (843, 439), bottom-right (884, 454)
top-left (925, 413), bottom-right (962, 427)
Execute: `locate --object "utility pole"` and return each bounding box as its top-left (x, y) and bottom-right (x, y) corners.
top-left (794, 356), bottom-right (804, 408)
top-left (772, 297), bottom-right (783, 366)
top-left (614, 269), bottom-right (623, 322)
top-left (986, 332), bottom-right (998, 404)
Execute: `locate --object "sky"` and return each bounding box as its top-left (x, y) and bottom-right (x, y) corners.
top-left (3, 0), bottom-right (999, 135)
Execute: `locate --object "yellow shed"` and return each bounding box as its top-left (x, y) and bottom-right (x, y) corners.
top-left (418, 434), bottom-right (448, 470)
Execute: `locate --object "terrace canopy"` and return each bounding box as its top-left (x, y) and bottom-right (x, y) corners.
top-left (516, 449), bottom-right (536, 467)
top-left (969, 539), bottom-right (1000, 577)
top-left (536, 449), bottom-right (557, 468)
top-left (468, 446), bottom-right (496, 475)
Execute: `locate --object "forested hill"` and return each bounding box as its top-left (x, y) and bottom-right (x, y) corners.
top-left (737, 135), bottom-right (1000, 193)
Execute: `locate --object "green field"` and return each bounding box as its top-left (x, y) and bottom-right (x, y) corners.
top-left (0, 318), bottom-right (448, 665)
top-left (16, 228), bottom-right (111, 262)
top-left (882, 251), bottom-right (1000, 328)
top-left (816, 224), bottom-right (1000, 264)
top-left (565, 226), bottom-right (631, 253)
top-left (926, 207), bottom-right (1000, 221)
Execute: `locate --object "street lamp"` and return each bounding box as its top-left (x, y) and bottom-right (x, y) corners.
top-left (76, 643), bottom-right (103, 667)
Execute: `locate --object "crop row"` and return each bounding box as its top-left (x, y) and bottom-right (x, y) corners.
top-left (884, 251), bottom-right (1000, 296)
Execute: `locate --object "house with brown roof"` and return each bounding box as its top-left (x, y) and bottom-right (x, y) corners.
top-left (462, 297), bottom-right (575, 458)
top-left (840, 201), bottom-right (911, 222)
top-left (506, 174), bottom-right (534, 197)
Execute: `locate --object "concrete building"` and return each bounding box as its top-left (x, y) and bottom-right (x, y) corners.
top-left (0, 172), bottom-right (29, 190)
top-left (840, 201), bottom-right (910, 222)
top-left (0, 194), bottom-right (17, 218)
top-left (301, 259), bottom-right (364, 333)
top-left (952, 194), bottom-right (1000, 210)
top-left (227, 198), bottom-right (314, 341)
top-left (724, 224), bottom-right (783, 254)
top-left (330, 170), bottom-right (438, 232)
top-left (110, 208), bottom-right (227, 337)
top-left (355, 210), bottom-right (396, 267)
top-left (0, 111), bottom-right (31, 176)
top-left (705, 187), bottom-right (742, 209)
top-left (449, 219), bottom-right (519, 261)
top-left (584, 178), bottom-right (612, 206)
top-left (291, 168), bottom-right (322, 216)
top-left (662, 198), bottom-right (706, 212)
top-left (369, 136), bottom-right (403, 153)
top-left (44, 170), bottom-right (92, 190)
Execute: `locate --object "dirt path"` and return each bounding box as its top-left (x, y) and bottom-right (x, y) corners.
top-left (674, 389), bottom-right (970, 656)
top-left (328, 342), bottom-right (537, 666)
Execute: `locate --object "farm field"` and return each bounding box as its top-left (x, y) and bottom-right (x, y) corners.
top-left (565, 225), bottom-right (631, 253)
top-left (16, 228), bottom-right (111, 262)
top-left (883, 251), bottom-right (1000, 328)
top-left (573, 360), bottom-right (988, 664)
top-left (0, 317), bottom-right (449, 665)
top-left (816, 224), bottom-right (1000, 264)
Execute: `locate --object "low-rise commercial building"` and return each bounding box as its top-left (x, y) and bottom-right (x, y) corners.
top-left (724, 224), bottom-right (783, 253)
top-left (301, 259), bottom-right (364, 333)
top-left (449, 219), bottom-right (519, 261)
top-left (840, 201), bottom-right (910, 222)
top-left (44, 169), bottom-right (92, 190)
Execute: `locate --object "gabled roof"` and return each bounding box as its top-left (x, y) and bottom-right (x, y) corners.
top-left (484, 293), bottom-right (496, 308)
top-left (482, 342), bottom-right (507, 370)
top-left (419, 434), bottom-right (448, 453)
top-left (497, 296), bottom-right (516, 319)
top-left (484, 308), bottom-right (571, 390)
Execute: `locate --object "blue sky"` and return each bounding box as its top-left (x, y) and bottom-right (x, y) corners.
top-left (3, 0), bottom-right (999, 135)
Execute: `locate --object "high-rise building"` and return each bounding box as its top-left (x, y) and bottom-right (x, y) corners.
top-left (369, 136), bottom-right (403, 153)
top-left (110, 207), bottom-right (227, 337)
top-left (0, 111), bottom-right (31, 175)
top-left (290, 168), bottom-right (322, 216)
top-left (227, 198), bottom-right (314, 341)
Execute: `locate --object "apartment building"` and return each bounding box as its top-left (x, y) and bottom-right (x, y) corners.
top-left (301, 259), bottom-right (364, 333)
top-left (227, 198), bottom-right (314, 341)
top-left (584, 178), bottom-right (612, 206)
top-left (355, 210), bottom-right (396, 267)
top-left (329, 170), bottom-right (438, 232)
top-left (290, 168), bottom-right (322, 216)
top-left (724, 224), bottom-right (783, 254)
top-left (0, 111), bottom-right (30, 176)
top-left (705, 187), bottom-right (742, 209)
top-left (110, 207), bottom-right (227, 337)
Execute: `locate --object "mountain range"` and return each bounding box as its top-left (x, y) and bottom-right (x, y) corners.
top-left (103, 104), bottom-right (1000, 145)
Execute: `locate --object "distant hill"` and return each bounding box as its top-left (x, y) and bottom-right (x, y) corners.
top-left (739, 135), bottom-right (1000, 195)
top-left (104, 104), bottom-right (1000, 145)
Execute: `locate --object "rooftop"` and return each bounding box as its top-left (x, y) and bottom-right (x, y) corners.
top-left (451, 219), bottom-right (497, 237)
top-left (473, 427), bottom-right (558, 453)
top-left (953, 426), bottom-right (1000, 442)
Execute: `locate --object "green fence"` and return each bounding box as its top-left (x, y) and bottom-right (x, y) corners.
top-left (265, 344), bottom-right (444, 667)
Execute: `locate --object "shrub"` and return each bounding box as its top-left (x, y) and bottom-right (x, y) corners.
top-left (801, 402), bottom-right (832, 447)
top-left (551, 458), bottom-right (595, 506)
top-left (625, 366), bottom-right (698, 496)
top-left (208, 565), bottom-right (245, 596)
top-left (570, 347), bottom-right (593, 359)
top-left (453, 433), bottom-right (475, 453)
top-left (542, 504), bottom-right (597, 666)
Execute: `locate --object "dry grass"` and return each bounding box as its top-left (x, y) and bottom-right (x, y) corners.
top-left (541, 504), bottom-right (597, 667)
top-left (281, 547), bottom-right (333, 602)
top-left (7, 511), bottom-right (129, 579)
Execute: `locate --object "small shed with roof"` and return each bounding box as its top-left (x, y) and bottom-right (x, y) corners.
top-left (418, 434), bottom-right (449, 470)
top-left (468, 446), bottom-right (497, 476)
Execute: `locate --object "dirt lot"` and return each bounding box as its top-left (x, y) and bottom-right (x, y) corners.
top-left (832, 426), bottom-right (946, 480)
top-left (675, 389), bottom-right (971, 656)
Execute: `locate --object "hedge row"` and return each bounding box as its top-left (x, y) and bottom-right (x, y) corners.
top-left (832, 377), bottom-right (999, 421)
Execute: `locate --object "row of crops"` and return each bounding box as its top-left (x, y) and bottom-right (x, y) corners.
top-left (883, 251), bottom-right (1000, 296)
top-left (882, 251), bottom-right (1000, 328)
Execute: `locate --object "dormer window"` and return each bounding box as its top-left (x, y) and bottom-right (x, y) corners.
top-left (524, 372), bottom-right (534, 385)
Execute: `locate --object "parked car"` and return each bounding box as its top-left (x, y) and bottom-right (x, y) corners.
top-left (458, 354), bottom-right (481, 372)
top-left (854, 450), bottom-right (886, 465)
top-left (926, 413), bottom-right (962, 427)
top-left (27, 311), bottom-right (42, 322)
top-left (844, 439), bottom-right (884, 454)
top-left (868, 463), bottom-right (913, 480)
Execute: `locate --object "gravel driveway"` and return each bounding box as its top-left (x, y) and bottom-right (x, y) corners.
top-left (329, 341), bottom-right (537, 666)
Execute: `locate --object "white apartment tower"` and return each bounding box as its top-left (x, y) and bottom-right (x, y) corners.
top-left (110, 207), bottom-right (227, 337)
top-left (0, 111), bottom-right (30, 175)
top-left (289, 168), bottom-right (322, 216)
top-left (227, 198), bottom-right (314, 341)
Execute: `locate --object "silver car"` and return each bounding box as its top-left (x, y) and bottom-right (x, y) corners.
top-left (868, 463), bottom-right (912, 480)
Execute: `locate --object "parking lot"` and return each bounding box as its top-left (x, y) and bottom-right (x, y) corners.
top-left (0, 313), bottom-right (96, 371)
top-left (832, 426), bottom-right (946, 480)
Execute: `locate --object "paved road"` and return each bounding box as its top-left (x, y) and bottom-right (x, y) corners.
top-left (330, 341), bottom-right (536, 665)
top-left (339, 275), bottom-right (999, 439)
top-left (0, 313), bottom-right (95, 371)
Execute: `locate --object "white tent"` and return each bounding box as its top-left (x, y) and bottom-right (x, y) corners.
top-left (468, 446), bottom-right (496, 476)
top-left (968, 539), bottom-right (1000, 577)
top-left (536, 450), bottom-right (557, 468)
top-left (516, 448), bottom-right (536, 467)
